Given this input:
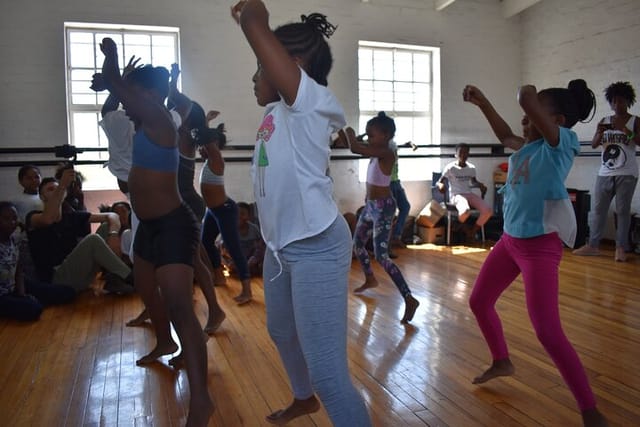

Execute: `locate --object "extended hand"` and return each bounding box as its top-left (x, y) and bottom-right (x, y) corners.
top-left (206, 110), bottom-right (221, 124)
top-left (90, 73), bottom-right (107, 92)
top-left (231, 1), bottom-right (248, 24)
top-left (123, 56), bottom-right (143, 77)
top-left (170, 63), bottom-right (181, 81)
top-left (462, 85), bottom-right (488, 106)
top-left (100, 37), bottom-right (117, 57)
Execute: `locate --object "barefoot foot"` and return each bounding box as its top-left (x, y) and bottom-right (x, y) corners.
top-left (126, 309), bottom-right (150, 327)
top-left (354, 276), bottom-right (379, 293)
top-left (204, 310), bottom-right (226, 334)
top-left (136, 342), bottom-right (179, 365)
top-left (266, 396), bottom-right (321, 425)
top-left (472, 358), bottom-right (515, 384)
top-left (401, 295), bottom-right (420, 324)
top-left (234, 293), bottom-right (252, 305)
top-left (581, 408), bottom-right (608, 427)
top-left (186, 393), bottom-right (214, 427)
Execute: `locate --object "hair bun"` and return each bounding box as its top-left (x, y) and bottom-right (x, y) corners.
top-left (301, 13), bottom-right (337, 38)
top-left (377, 111), bottom-right (387, 118)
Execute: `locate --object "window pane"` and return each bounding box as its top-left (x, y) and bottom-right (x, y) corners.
top-left (69, 42), bottom-right (96, 68)
top-left (151, 46), bottom-right (176, 69)
top-left (153, 34), bottom-right (176, 47)
top-left (413, 53), bottom-right (431, 83)
top-left (358, 49), bottom-right (373, 80)
top-left (373, 50), bottom-right (393, 80)
top-left (394, 51), bottom-right (413, 81)
top-left (71, 81), bottom-right (95, 96)
top-left (72, 94), bottom-right (98, 105)
top-left (392, 117), bottom-right (412, 144)
top-left (414, 83), bottom-right (430, 111)
top-left (414, 116), bottom-right (431, 145)
top-left (71, 69), bottom-right (97, 81)
top-left (73, 112), bottom-right (100, 146)
top-left (359, 91), bottom-right (374, 111)
top-left (69, 31), bottom-right (93, 44)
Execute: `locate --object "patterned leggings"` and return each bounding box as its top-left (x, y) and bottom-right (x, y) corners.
top-left (353, 197), bottom-right (412, 298)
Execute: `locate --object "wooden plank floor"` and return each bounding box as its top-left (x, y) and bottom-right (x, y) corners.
top-left (1, 242), bottom-right (638, 426)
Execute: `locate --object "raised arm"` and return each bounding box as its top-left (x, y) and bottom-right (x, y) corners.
top-left (463, 85), bottom-right (524, 151)
top-left (99, 38), bottom-right (173, 144)
top-left (28, 169), bottom-right (75, 228)
top-left (168, 63), bottom-right (193, 122)
top-left (92, 56), bottom-right (142, 118)
top-left (343, 127), bottom-right (394, 159)
top-left (518, 85), bottom-right (561, 147)
top-left (232, 0), bottom-right (301, 105)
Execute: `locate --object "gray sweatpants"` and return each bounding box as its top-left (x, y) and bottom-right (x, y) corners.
top-left (589, 175), bottom-right (638, 250)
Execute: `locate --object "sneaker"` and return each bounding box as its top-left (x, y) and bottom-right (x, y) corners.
top-left (572, 245), bottom-right (600, 256)
top-left (615, 247), bottom-right (627, 262)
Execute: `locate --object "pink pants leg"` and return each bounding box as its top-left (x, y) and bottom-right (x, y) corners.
top-left (469, 233), bottom-right (596, 410)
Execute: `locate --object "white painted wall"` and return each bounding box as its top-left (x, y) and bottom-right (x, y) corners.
top-left (2, 0), bottom-right (638, 242)
top-left (0, 0), bottom-right (520, 217)
top-left (520, 0), bottom-right (640, 241)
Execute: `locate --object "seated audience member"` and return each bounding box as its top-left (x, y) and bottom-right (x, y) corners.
top-left (437, 143), bottom-right (492, 240)
top-left (14, 165), bottom-right (44, 225)
top-left (26, 168), bottom-right (133, 295)
top-left (0, 201), bottom-right (75, 321)
top-left (55, 161), bottom-right (88, 215)
top-left (97, 201), bottom-right (133, 263)
top-left (221, 202), bottom-right (265, 277)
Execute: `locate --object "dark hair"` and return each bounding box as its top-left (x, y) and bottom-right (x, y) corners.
top-left (187, 102), bottom-right (207, 129)
top-left (192, 123), bottom-right (227, 149)
top-left (367, 112), bottom-right (396, 138)
top-left (54, 162), bottom-right (84, 184)
top-left (604, 81), bottom-right (636, 107)
top-left (274, 13), bottom-right (337, 86)
top-left (126, 65), bottom-right (170, 101)
top-left (0, 201), bottom-right (17, 214)
top-left (38, 177), bottom-right (58, 194)
top-left (538, 79), bottom-right (596, 128)
top-left (456, 143), bottom-right (469, 152)
top-left (184, 102), bottom-right (207, 145)
top-left (237, 202), bottom-right (251, 213)
top-left (98, 201), bottom-right (131, 213)
top-left (18, 164), bottom-right (40, 181)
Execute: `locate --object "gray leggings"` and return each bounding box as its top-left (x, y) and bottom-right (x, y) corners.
top-left (263, 215), bottom-right (371, 426)
top-left (589, 175), bottom-right (638, 250)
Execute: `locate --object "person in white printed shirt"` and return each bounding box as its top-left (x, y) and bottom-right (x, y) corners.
top-left (437, 143), bottom-right (492, 240)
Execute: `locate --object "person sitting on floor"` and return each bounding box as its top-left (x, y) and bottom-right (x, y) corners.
top-left (0, 201), bottom-right (75, 321)
top-left (26, 168), bottom-right (133, 295)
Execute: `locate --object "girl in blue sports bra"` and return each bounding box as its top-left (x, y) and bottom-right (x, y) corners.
top-left (345, 112), bottom-right (420, 324)
top-left (99, 37), bottom-right (213, 426)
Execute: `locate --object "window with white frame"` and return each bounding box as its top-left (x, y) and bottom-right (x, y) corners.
top-left (358, 41), bottom-right (440, 181)
top-left (64, 22), bottom-right (179, 189)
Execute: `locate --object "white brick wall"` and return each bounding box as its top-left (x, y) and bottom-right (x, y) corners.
top-left (521, 0), bottom-right (640, 242)
top-left (0, 0), bottom-right (520, 214)
top-left (11, 0), bottom-right (637, 243)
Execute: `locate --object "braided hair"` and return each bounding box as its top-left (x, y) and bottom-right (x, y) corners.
top-left (274, 13), bottom-right (337, 86)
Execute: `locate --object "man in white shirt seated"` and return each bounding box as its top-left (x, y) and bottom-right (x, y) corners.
top-left (437, 143), bottom-right (492, 240)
